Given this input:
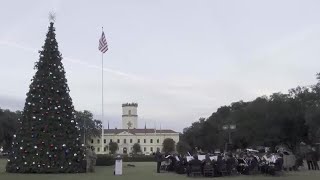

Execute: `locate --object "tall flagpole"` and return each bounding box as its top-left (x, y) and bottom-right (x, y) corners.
top-left (101, 27), bottom-right (104, 154)
top-left (99, 27), bottom-right (109, 153)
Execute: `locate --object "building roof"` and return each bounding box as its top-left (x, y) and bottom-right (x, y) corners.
top-left (104, 128), bottom-right (178, 135)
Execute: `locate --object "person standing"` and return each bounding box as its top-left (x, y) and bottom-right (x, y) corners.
top-left (86, 146), bottom-right (93, 172)
top-left (312, 149), bottom-right (319, 170)
top-left (155, 149), bottom-right (162, 173)
top-left (306, 151), bottom-right (314, 170)
top-left (90, 146), bottom-right (97, 172)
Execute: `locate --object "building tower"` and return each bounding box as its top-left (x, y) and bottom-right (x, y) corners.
top-left (122, 103), bottom-right (138, 129)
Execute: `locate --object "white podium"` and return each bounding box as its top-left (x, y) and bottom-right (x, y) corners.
top-left (114, 155), bottom-right (122, 175)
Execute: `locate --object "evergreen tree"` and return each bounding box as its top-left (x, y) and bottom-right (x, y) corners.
top-left (6, 22), bottom-right (85, 173)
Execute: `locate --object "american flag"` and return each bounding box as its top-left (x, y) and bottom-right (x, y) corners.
top-left (98, 31), bottom-right (108, 53)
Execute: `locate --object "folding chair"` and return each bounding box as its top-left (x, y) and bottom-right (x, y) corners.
top-left (190, 165), bottom-right (202, 177)
top-left (203, 164), bottom-right (214, 177)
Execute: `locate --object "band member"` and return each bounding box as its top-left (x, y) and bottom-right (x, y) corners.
top-left (187, 155), bottom-right (202, 176)
top-left (312, 149), bottom-right (319, 170)
top-left (306, 151), bottom-right (314, 170)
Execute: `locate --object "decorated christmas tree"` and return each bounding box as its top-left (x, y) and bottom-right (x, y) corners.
top-left (6, 20), bottom-right (85, 173)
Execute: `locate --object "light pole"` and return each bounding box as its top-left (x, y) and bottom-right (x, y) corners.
top-left (222, 124), bottom-right (236, 152)
top-left (83, 118), bottom-right (86, 145)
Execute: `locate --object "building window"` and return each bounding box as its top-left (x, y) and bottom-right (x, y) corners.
top-left (157, 147), bottom-right (160, 152)
top-left (144, 139), bottom-right (146, 143)
top-left (130, 139), bottom-right (132, 143)
top-left (97, 147), bottom-right (100, 152)
top-left (150, 139), bottom-right (153, 143)
top-left (128, 110), bottom-right (131, 115)
top-left (150, 147), bottom-right (153, 152)
top-left (104, 139), bottom-right (106, 143)
top-left (144, 147), bottom-right (146, 152)
top-left (110, 139), bottom-right (113, 143)
top-left (97, 139), bottom-right (100, 144)
top-left (91, 139), bottom-right (93, 144)
top-left (104, 147), bottom-right (106, 152)
top-left (117, 139), bottom-right (120, 143)
top-left (138, 139), bottom-right (140, 143)
top-left (157, 139), bottom-right (159, 143)
top-left (124, 139), bottom-right (127, 143)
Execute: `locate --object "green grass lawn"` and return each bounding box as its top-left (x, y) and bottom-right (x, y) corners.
top-left (0, 158), bottom-right (320, 180)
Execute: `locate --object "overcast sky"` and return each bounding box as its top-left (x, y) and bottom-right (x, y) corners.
top-left (1, 0), bottom-right (320, 132)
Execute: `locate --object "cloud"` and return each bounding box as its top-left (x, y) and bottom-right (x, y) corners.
top-left (1, 37), bottom-right (296, 132)
top-left (0, 40), bottom-right (215, 131)
top-left (0, 40), bottom-right (37, 53)
top-left (63, 57), bottom-right (142, 80)
top-left (0, 40), bottom-right (236, 102)
top-left (0, 40), bottom-right (142, 80)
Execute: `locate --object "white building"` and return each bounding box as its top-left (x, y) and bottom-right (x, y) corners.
top-left (90, 103), bottom-right (179, 154)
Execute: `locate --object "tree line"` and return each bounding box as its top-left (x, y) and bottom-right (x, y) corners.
top-left (181, 74), bottom-right (320, 153)
top-left (2, 74), bottom-right (320, 155)
top-left (0, 109), bottom-right (21, 151)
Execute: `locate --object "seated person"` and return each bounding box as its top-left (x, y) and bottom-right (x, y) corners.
top-left (236, 158), bottom-right (249, 175)
top-left (248, 154), bottom-right (259, 171)
top-left (203, 154), bottom-right (214, 175)
top-left (203, 154), bottom-right (212, 165)
top-left (161, 158), bottom-right (171, 171)
top-left (175, 155), bottom-right (187, 174)
top-left (226, 154), bottom-right (237, 175)
top-left (214, 154), bottom-right (227, 176)
top-left (274, 154), bottom-right (283, 171)
top-left (167, 155), bottom-right (176, 171)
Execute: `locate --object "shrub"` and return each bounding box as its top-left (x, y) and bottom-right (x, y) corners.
top-left (123, 155), bottom-right (155, 162)
top-left (95, 154), bottom-right (115, 166)
top-left (94, 154), bottom-right (155, 166)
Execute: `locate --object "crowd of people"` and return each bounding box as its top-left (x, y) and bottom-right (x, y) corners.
top-left (155, 148), bottom-right (319, 177)
top-left (83, 145), bottom-right (318, 175)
